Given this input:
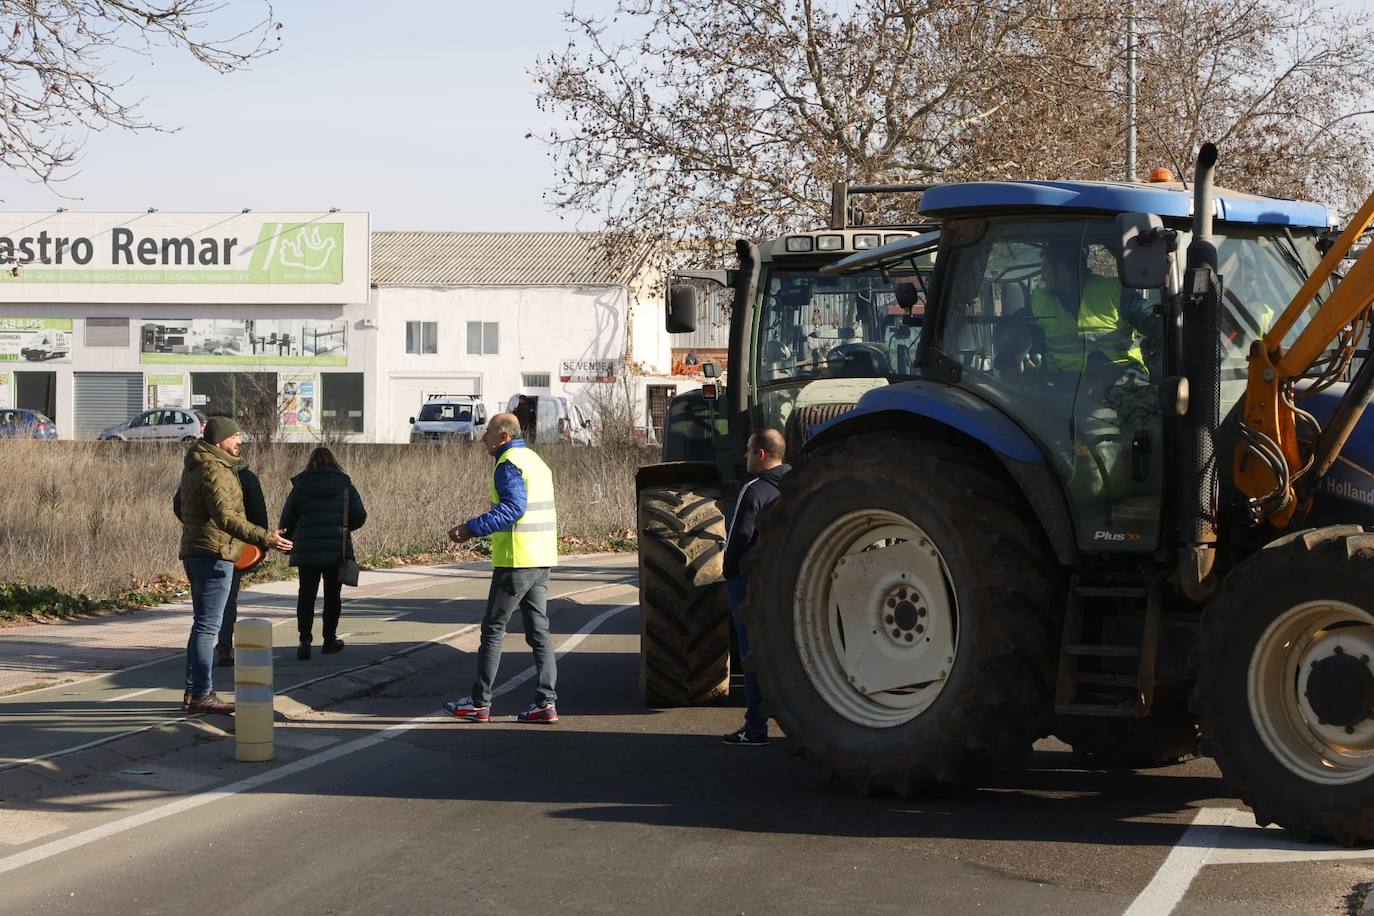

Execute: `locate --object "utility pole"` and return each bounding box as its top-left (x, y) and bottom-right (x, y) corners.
top-left (1126, 0), bottom-right (1138, 182)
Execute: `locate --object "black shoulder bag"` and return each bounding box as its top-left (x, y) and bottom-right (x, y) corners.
top-left (339, 488), bottom-right (360, 587)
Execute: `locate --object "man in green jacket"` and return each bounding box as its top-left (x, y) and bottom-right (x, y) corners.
top-left (173, 457), bottom-right (269, 667)
top-left (177, 417), bottom-right (291, 713)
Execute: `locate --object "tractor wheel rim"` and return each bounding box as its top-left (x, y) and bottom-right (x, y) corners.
top-left (1248, 599), bottom-right (1374, 785)
top-left (793, 509), bottom-right (957, 729)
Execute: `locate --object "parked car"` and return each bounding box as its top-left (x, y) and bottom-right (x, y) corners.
top-left (507, 394), bottom-right (593, 445)
top-left (0, 409), bottom-right (58, 439)
top-left (409, 395), bottom-right (488, 443)
top-left (98, 408), bottom-right (203, 442)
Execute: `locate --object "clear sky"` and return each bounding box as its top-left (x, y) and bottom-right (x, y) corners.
top-left (0, 0), bottom-right (1369, 230)
top-left (0, 1), bottom-right (611, 231)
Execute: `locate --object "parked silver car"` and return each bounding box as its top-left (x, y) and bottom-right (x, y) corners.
top-left (98, 408), bottom-right (204, 442)
top-left (409, 396), bottom-right (488, 443)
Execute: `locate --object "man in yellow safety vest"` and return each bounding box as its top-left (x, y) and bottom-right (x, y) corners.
top-left (1030, 245), bottom-right (1149, 380)
top-left (444, 412), bottom-right (560, 723)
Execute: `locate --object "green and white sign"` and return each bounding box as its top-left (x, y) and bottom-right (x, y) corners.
top-left (146, 373), bottom-right (187, 409)
top-left (0, 212), bottom-right (368, 305)
top-left (0, 318), bottom-right (73, 364)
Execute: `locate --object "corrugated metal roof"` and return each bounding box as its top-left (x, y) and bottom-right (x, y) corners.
top-left (371, 231), bottom-right (651, 287)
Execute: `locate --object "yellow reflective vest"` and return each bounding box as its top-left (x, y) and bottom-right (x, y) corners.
top-left (491, 446), bottom-right (558, 568)
top-left (1030, 276), bottom-right (1145, 374)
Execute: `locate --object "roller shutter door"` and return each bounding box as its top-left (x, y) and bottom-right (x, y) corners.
top-left (73, 372), bottom-right (143, 439)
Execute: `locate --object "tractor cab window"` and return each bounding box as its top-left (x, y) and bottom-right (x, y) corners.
top-left (940, 216), bottom-right (1164, 553)
top-left (753, 262), bottom-right (931, 459)
top-left (756, 266), bottom-right (927, 386)
top-left (1212, 227), bottom-right (1332, 411)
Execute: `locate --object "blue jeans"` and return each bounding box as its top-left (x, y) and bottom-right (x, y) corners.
top-left (727, 575), bottom-right (766, 738)
top-left (217, 569), bottom-right (243, 657)
top-left (471, 567), bottom-right (556, 708)
top-left (183, 556), bottom-right (235, 697)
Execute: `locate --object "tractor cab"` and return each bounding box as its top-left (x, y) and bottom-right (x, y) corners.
top-left (749, 227), bottom-right (938, 458)
top-left (824, 178), bottom-right (1335, 558)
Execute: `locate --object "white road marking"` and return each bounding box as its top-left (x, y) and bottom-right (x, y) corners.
top-left (1121, 807), bottom-right (1374, 911)
top-left (20, 578), bottom-right (630, 700)
top-left (0, 579), bottom-right (636, 771)
top-left (1205, 817), bottom-right (1374, 865)
top-left (4, 563), bottom-right (541, 699)
top-left (1122, 806), bottom-right (1374, 915)
top-left (14, 652), bottom-right (183, 699)
top-left (0, 602), bottom-right (634, 877)
top-left (1123, 807), bottom-right (1239, 916)
top-left (98, 687), bottom-right (162, 704)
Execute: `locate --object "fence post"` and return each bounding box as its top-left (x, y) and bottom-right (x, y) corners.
top-left (234, 617), bottom-right (274, 762)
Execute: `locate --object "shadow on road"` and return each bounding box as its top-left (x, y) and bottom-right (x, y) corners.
top-left (2, 598), bottom-right (1235, 853)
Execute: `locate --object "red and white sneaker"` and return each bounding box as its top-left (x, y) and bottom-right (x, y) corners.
top-left (517, 702), bottom-right (558, 723)
top-left (444, 696), bottom-right (490, 722)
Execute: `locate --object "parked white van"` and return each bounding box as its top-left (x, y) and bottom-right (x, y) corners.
top-left (507, 394), bottom-right (593, 446)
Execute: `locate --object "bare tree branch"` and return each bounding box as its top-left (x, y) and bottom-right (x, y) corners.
top-left (535, 0), bottom-right (1374, 266)
top-left (0, 0), bottom-right (282, 186)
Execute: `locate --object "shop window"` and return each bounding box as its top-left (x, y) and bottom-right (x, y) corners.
top-left (405, 320), bottom-right (437, 355)
top-left (15, 371), bottom-right (57, 421)
top-left (190, 372), bottom-right (278, 436)
top-left (85, 317), bottom-right (130, 347)
top-left (322, 373), bottom-right (364, 434)
top-left (466, 321), bottom-right (499, 355)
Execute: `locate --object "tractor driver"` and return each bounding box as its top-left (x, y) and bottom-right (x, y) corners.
top-left (1024, 242), bottom-right (1162, 501)
top-left (1029, 243), bottom-right (1154, 391)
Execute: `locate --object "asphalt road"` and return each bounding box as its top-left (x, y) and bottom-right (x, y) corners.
top-left (1, 558), bottom-right (1371, 915)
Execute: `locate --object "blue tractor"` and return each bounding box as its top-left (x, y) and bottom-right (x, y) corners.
top-left (735, 148), bottom-right (1374, 843)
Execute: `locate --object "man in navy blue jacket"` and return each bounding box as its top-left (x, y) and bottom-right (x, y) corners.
top-left (722, 427), bottom-right (790, 746)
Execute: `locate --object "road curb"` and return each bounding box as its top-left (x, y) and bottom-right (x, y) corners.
top-left (0, 644), bottom-right (454, 801)
top-left (0, 573), bottom-right (635, 801)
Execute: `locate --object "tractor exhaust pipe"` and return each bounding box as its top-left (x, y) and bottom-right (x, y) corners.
top-left (1178, 143), bottom-right (1221, 602)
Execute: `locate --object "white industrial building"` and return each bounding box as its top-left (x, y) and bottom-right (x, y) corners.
top-left (0, 211), bottom-right (695, 442)
top-left (369, 231), bottom-right (685, 443)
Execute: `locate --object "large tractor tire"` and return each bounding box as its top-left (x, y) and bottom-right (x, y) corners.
top-left (744, 433), bottom-right (1061, 794)
top-left (782, 402), bottom-right (855, 465)
top-left (1055, 691), bottom-right (1199, 768)
top-left (1194, 525), bottom-right (1374, 844)
top-left (637, 485), bottom-right (731, 707)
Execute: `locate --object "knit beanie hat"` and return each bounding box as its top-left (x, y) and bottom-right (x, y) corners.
top-left (203, 416), bottom-right (241, 445)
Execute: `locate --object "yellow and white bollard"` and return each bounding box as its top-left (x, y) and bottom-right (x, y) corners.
top-left (234, 617), bottom-right (274, 762)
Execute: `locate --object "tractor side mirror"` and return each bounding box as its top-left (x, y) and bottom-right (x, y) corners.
top-left (894, 280), bottom-right (921, 309)
top-left (667, 285), bottom-right (699, 334)
top-left (1115, 212), bottom-right (1174, 289)
top-left (702, 361), bottom-right (719, 379)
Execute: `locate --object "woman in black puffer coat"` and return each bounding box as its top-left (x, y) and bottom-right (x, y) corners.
top-left (280, 447), bottom-right (366, 659)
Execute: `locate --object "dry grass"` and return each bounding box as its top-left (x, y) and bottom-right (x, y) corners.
top-left (0, 438), bottom-right (649, 600)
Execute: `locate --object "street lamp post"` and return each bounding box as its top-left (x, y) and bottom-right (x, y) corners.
top-left (1126, 0), bottom-right (1137, 182)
